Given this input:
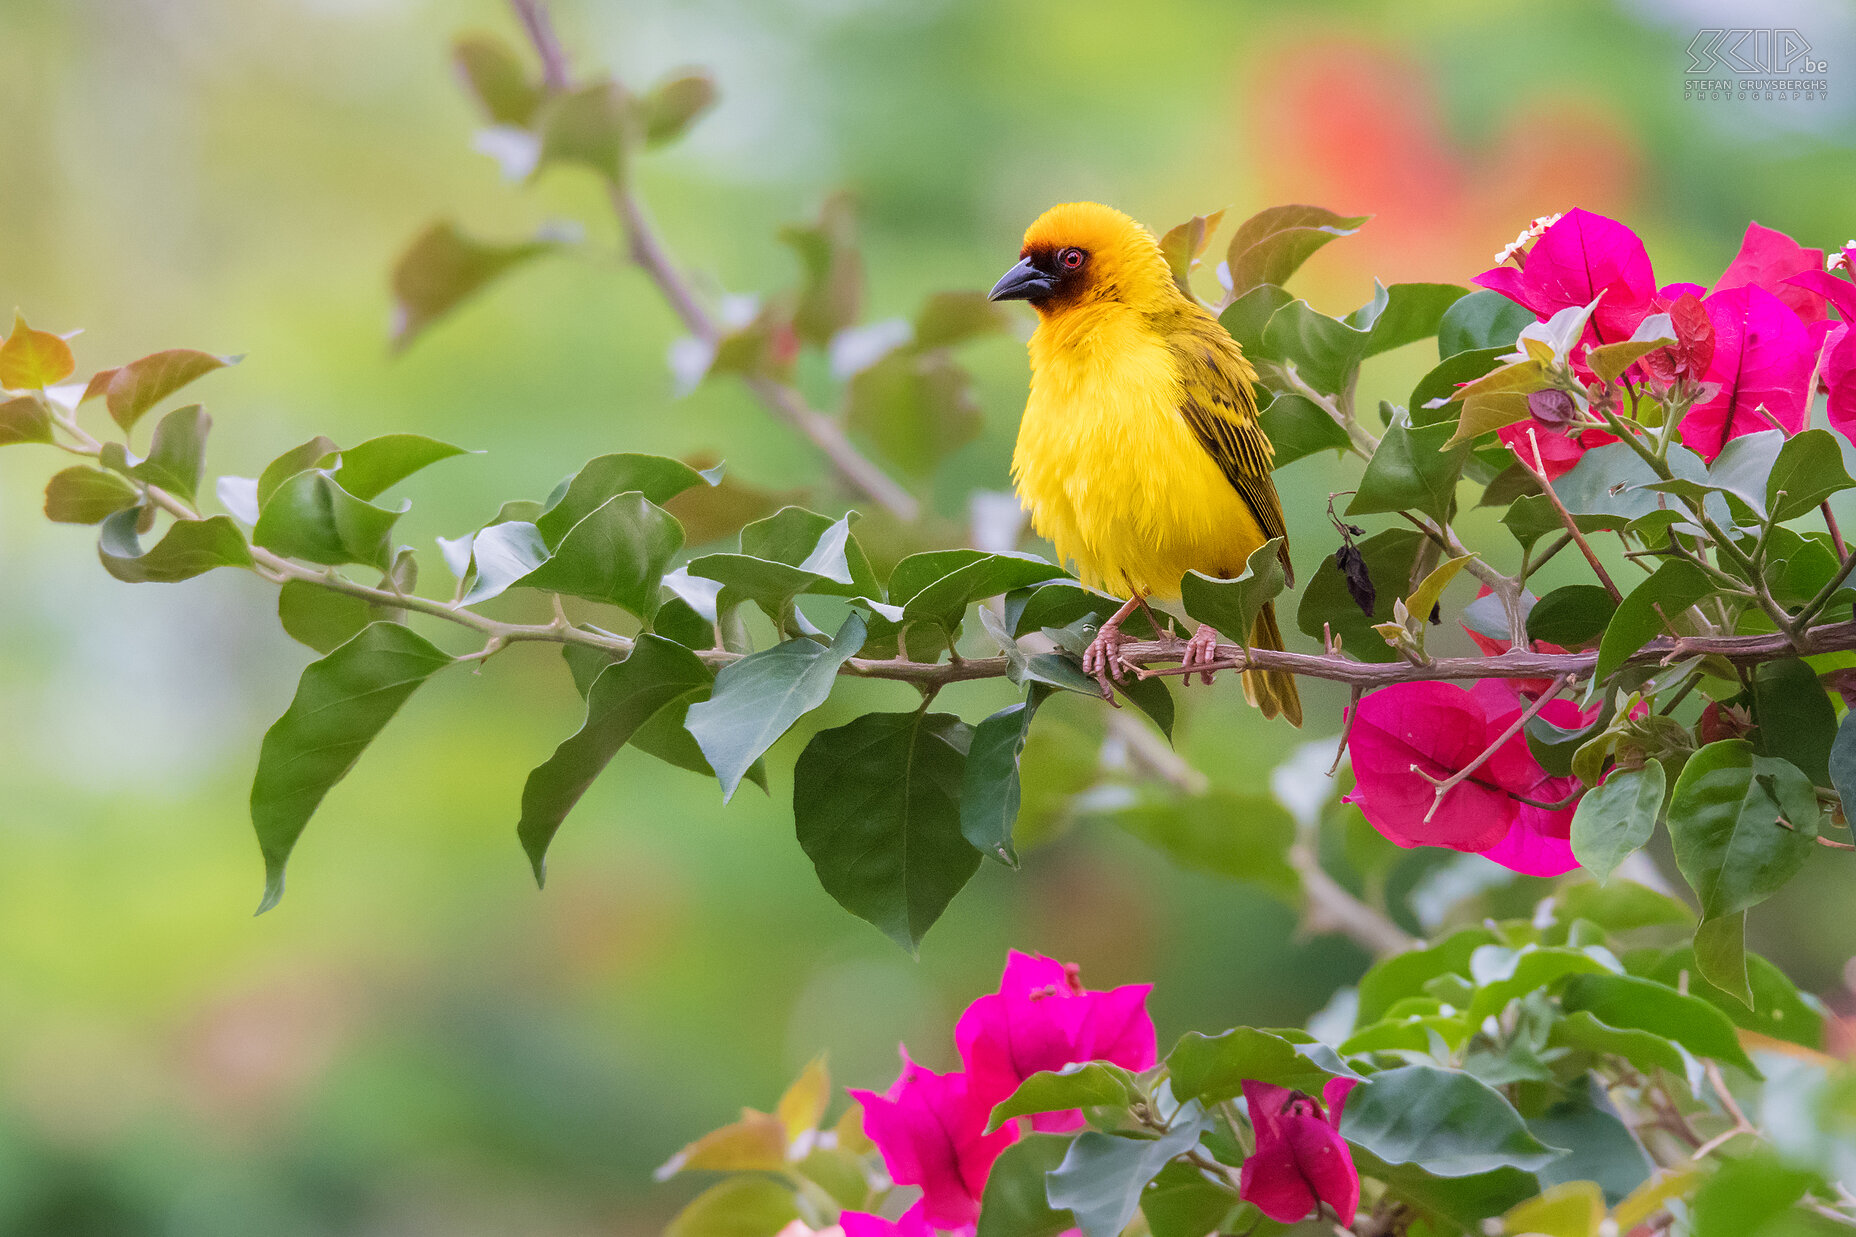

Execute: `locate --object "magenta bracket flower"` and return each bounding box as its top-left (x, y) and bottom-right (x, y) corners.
top-left (1344, 680), bottom-right (1586, 876)
top-left (1237, 1078), bottom-right (1362, 1226)
top-left (955, 951), bottom-right (1156, 1133)
top-left (848, 1050), bottom-right (1019, 1230)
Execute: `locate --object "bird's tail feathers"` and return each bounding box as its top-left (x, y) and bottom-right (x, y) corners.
top-left (1243, 602), bottom-right (1303, 728)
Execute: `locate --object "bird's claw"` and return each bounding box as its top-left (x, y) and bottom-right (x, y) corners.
top-left (1081, 622), bottom-right (1132, 701)
top-left (1179, 623), bottom-right (1222, 686)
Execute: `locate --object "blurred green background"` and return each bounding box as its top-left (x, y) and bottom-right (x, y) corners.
top-left (2, 0), bottom-right (1854, 1232)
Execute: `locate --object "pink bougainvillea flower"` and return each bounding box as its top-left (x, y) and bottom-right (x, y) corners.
top-left (836, 1205), bottom-right (946, 1237)
top-left (1473, 208), bottom-right (1657, 345)
top-left (955, 951), bottom-right (1156, 1134)
top-left (1679, 284), bottom-right (1814, 461)
top-left (1713, 221), bottom-right (1827, 324)
top-left (848, 1050), bottom-right (1018, 1230)
top-left (1238, 1079), bottom-right (1361, 1226)
top-left (1343, 680), bottom-right (1586, 876)
top-left (1787, 267), bottom-right (1856, 440)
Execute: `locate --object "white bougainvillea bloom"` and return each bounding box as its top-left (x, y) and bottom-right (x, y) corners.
top-left (1494, 212), bottom-right (1566, 265)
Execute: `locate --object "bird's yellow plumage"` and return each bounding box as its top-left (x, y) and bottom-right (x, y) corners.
top-left (991, 202), bottom-right (1301, 724)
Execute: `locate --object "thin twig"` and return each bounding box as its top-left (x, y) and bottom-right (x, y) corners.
top-left (1514, 430), bottom-right (1621, 602)
top-left (506, 0), bottom-right (919, 522)
top-left (1109, 713), bottom-right (1411, 957)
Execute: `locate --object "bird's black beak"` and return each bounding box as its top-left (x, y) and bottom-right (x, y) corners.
top-left (989, 256), bottom-right (1057, 302)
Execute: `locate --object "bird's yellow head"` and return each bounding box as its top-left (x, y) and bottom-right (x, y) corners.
top-left (988, 202), bottom-right (1176, 317)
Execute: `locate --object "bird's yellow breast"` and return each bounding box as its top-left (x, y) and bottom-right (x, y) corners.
top-left (1011, 306), bottom-right (1268, 600)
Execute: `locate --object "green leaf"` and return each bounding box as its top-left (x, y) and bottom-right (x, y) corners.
top-left (1165, 1026), bottom-right (1360, 1105)
top-left (641, 70), bottom-right (717, 146)
top-left (250, 623), bottom-right (454, 913)
top-left (1047, 1110), bottom-right (1211, 1237)
top-left (1224, 204), bottom-right (1369, 295)
top-left (1465, 944), bottom-right (1625, 1021)
top-left (1408, 347), bottom-right (1508, 424)
top-left (1768, 428), bottom-right (1856, 523)
top-left (1438, 289), bottom-right (1535, 357)
top-left (517, 636), bottom-right (715, 884)
top-left (253, 470), bottom-right (405, 571)
top-left (98, 509), bottom-right (254, 582)
top-left (845, 349), bottom-right (981, 482)
top-left (1559, 972), bottom-right (1759, 1075)
top-left (1528, 584), bottom-right (1618, 647)
top-left (535, 78), bottom-right (634, 184)
top-left (1690, 1151), bottom-right (1816, 1237)
top-left (1296, 528), bottom-right (1423, 663)
top-left (1667, 739), bottom-right (1818, 920)
top-left (518, 492), bottom-right (683, 622)
top-left (1442, 390), bottom-right (1534, 449)
top-left (1261, 298), bottom-right (1371, 395)
top-left (792, 708), bottom-right (977, 951)
top-left (1547, 1010), bottom-right (1688, 1077)
top-left (1527, 1078), bottom-right (1652, 1205)
top-left (1832, 710), bottom-right (1856, 839)
top-left (1752, 657), bottom-right (1837, 786)
top-left (457, 520), bottom-right (550, 605)
top-left (782, 192), bottom-right (862, 347)
top-left (390, 220), bottom-right (554, 348)
top-left (0, 312), bottom-right (75, 389)
top-left (1594, 560), bottom-right (1715, 682)
top-left (1258, 391), bottom-right (1350, 466)
top-left (452, 33), bottom-right (543, 126)
top-left (687, 612), bottom-right (867, 801)
top-left (1345, 281), bottom-right (1468, 357)
top-left (112, 403), bottom-right (210, 501)
top-left (988, 1062), bottom-right (1140, 1132)
top-left (1553, 880), bottom-right (1694, 932)
top-left (1140, 1161), bottom-right (1242, 1237)
top-left (330, 434), bottom-right (468, 501)
top-left (257, 436), bottom-right (341, 508)
top-left (1356, 925), bottom-right (1498, 1023)
top-left (1570, 763), bottom-right (1665, 882)
top-left (1104, 790), bottom-right (1298, 901)
top-left (1557, 442), bottom-right (1713, 523)
top-left (1642, 944), bottom-right (1823, 1049)
top-left (1692, 911), bottom-right (1752, 1008)
top-left (536, 452), bottom-right (716, 546)
top-left (102, 349), bottom-right (232, 432)
top-left (912, 289), bottom-right (1011, 350)
top-left (1216, 284), bottom-right (1294, 356)
top-left (1347, 419), bottom-right (1466, 523)
top-left (0, 393), bottom-right (55, 446)
top-left (690, 509), bottom-right (882, 628)
top-left (1180, 537), bottom-right (1286, 647)
top-left (960, 686), bottom-right (1051, 866)
top-left (889, 549), bottom-right (1065, 639)
top-left (277, 579), bottom-right (374, 653)
top-left (1339, 1064), bottom-right (1565, 1177)
top-left (1159, 209), bottom-right (1226, 295)
top-left (1588, 337), bottom-right (1672, 384)
top-left (976, 1134), bottom-right (1079, 1237)
top-left (44, 465), bottom-right (139, 524)
top-left (663, 1176), bottom-right (799, 1237)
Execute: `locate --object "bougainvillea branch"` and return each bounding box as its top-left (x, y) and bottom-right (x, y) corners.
top-left (508, 0), bottom-right (921, 522)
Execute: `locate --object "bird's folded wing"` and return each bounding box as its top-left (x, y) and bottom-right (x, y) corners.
top-left (1168, 326), bottom-right (1294, 585)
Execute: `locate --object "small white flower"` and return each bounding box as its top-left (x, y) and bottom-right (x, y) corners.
top-left (1494, 212), bottom-right (1565, 266)
top-left (1829, 244), bottom-right (1854, 273)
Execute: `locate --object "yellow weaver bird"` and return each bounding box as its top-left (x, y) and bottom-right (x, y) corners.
top-left (989, 201), bottom-right (1301, 726)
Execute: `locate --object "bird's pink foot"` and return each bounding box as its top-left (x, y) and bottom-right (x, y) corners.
top-left (1180, 623), bottom-right (1223, 686)
top-left (1081, 621), bottom-right (1132, 700)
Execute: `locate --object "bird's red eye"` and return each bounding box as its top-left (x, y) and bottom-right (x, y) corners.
top-left (1060, 248), bottom-right (1085, 269)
